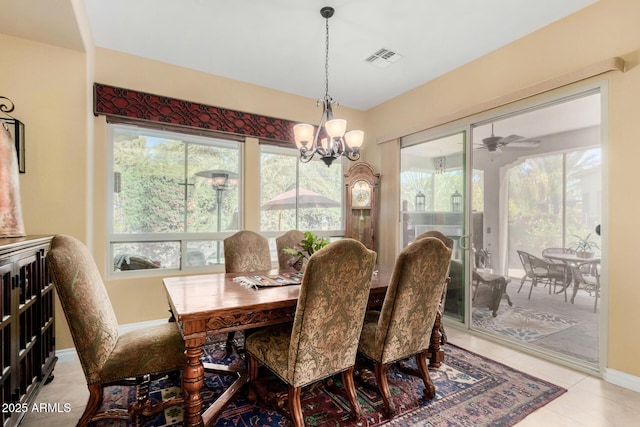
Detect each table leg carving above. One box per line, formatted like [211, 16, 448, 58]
[182, 346, 205, 427]
[427, 311, 445, 368]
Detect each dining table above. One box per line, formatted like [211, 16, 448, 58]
[162, 265, 446, 426]
[543, 252, 601, 303]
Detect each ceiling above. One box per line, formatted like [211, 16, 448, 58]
[1, 0, 597, 111]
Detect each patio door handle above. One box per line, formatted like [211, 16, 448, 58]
[459, 234, 471, 250]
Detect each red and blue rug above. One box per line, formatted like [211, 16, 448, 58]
[96, 338, 566, 426]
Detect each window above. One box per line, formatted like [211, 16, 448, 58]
[108, 124, 241, 273]
[506, 147, 601, 273]
[260, 146, 344, 257]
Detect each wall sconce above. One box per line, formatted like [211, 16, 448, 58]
[451, 190, 462, 213]
[415, 191, 425, 212]
[0, 96, 25, 173]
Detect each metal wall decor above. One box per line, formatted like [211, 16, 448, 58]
[0, 96, 25, 173]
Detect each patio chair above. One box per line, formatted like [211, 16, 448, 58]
[575, 259, 601, 313]
[517, 250, 569, 300]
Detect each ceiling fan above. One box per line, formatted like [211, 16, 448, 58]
[477, 123, 540, 152]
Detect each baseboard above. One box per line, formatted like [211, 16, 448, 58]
[55, 318, 169, 363]
[604, 368, 640, 392]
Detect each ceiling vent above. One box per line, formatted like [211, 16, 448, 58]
[364, 48, 403, 69]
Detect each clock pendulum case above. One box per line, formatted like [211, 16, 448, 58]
[344, 162, 380, 251]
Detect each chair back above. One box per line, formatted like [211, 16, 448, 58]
[288, 238, 376, 387]
[517, 250, 534, 275]
[376, 237, 451, 364]
[415, 230, 454, 249]
[276, 230, 304, 270]
[46, 235, 119, 384]
[223, 230, 272, 273]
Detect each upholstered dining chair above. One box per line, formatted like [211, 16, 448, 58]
[414, 230, 453, 353]
[224, 230, 272, 272]
[223, 230, 273, 352]
[245, 239, 377, 427]
[276, 229, 304, 270]
[357, 237, 451, 418]
[46, 235, 186, 427]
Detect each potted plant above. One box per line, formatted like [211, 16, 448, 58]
[570, 233, 599, 258]
[284, 231, 330, 271]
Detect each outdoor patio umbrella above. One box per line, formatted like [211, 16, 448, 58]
[262, 188, 340, 230]
[261, 188, 340, 211]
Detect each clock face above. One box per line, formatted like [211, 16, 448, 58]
[352, 180, 371, 208]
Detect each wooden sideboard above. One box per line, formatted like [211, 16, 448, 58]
[0, 236, 56, 427]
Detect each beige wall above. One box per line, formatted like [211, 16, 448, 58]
[366, 0, 640, 378]
[2, 0, 639, 379]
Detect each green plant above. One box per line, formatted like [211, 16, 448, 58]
[570, 233, 599, 255]
[283, 231, 330, 260]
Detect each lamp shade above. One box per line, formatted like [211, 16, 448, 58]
[344, 130, 364, 149]
[324, 119, 346, 139]
[293, 123, 315, 149]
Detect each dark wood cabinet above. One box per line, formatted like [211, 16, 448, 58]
[0, 236, 56, 427]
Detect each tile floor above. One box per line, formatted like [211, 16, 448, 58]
[20, 327, 640, 426]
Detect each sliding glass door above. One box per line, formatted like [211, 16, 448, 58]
[469, 90, 602, 369]
[400, 130, 468, 323]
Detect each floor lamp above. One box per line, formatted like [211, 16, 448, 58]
[195, 169, 238, 264]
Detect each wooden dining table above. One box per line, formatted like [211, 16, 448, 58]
[162, 265, 446, 426]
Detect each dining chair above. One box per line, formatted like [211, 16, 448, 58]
[517, 250, 569, 300]
[357, 237, 451, 418]
[224, 230, 272, 272]
[414, 230, 453, 359]
[245, 239, 377, 427]
[276, 229, 304, 270]
[223, 230, 273, 352]
[46, 235, 186, 427]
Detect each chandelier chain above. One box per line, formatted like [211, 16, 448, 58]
[324, 14, 330, 99]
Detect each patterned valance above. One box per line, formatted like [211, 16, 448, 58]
[93, 83, 296, 144]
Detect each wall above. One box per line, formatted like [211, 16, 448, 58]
[365, 0, 640, 378]
[0, 33, 88, 349]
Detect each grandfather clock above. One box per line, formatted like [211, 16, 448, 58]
[345, 162, 380, 251]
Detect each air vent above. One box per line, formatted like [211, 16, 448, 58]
[364, 48, 403, 69]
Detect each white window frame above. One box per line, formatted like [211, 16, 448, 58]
[106, 123, 244, 276]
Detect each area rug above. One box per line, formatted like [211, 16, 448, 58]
[472, 305, 580, 342]
[96, 338, 566, 427]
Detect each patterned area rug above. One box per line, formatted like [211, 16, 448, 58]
[96, 337, 566, 427]
[473, 305, 580, 342]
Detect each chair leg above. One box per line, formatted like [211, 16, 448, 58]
[528, 277, 536, 299]
[77, 383, 103, 427]
[518, 275, 527, 293]
[341, 367, 362, 422]
[374, 361, 395, 418]
[416, 351, 436, 399]
[288, 385, 304, 427]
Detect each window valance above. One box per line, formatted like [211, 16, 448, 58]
[93, 83, 296, 145]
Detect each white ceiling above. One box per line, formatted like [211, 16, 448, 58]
[0, 0, 597, 111]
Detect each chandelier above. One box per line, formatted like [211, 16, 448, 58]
[293, 6, 364, 167]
